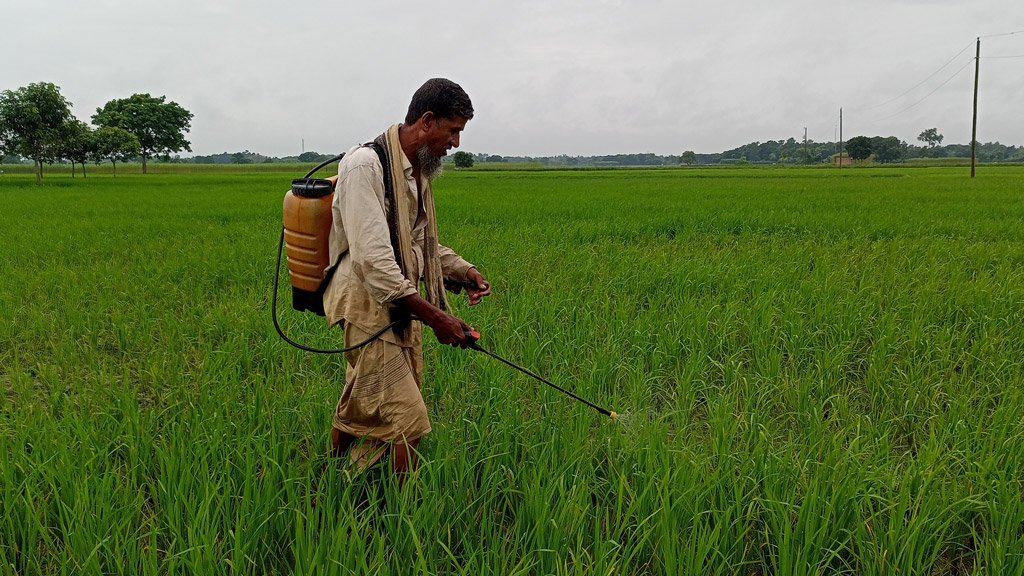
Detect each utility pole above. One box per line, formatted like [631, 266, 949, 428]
[302, 139, 305, 154]
[839, 108, 843, 169]
[803, 127, 808, 164]
[971, 37, 980, 178]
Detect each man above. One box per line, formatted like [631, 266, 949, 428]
[322, 78, 491, 478]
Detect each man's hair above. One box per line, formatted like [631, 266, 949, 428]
[405, 78, 474, 125]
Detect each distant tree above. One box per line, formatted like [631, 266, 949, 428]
[917, 128, 944, 149]
[798, 145, 813, 164]
[92, 126, 141, 177]
[976, 141, 1014, 163]
[680, 150, 697, 165]
[870, 136, 906, 164]
[0, 82, 74, 184]
[485, 154, 504, 163]
[846, 136, 873, 162]
[452, 150, 474, 168]
[231, 151, 253, 164]
[92, 93, 192, 174]
[298, 151, 321, 163]
[59, 120, 96, 177]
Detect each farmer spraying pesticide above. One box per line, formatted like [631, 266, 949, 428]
[321, 79, 491, 478]
[274, 78, 619, 480]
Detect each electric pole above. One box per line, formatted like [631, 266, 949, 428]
[971, 37, 980, 178]
[839, 108, 843, 169]
[803, 127, 808, 164]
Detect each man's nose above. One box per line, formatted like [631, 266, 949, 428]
[451, 133, 460, 148]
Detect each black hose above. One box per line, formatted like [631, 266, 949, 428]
[304, 154, 344, 178]
[272, 227, 416, 354]
[273, 229, 614, 417]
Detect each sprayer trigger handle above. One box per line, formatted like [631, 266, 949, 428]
[464, 329, 481, 349]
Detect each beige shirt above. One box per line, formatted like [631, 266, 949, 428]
[322, 143, 474, 344]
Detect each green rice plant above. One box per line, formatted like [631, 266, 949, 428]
[2, 166, 1024, 574]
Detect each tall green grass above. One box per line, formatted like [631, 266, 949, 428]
[2, 167, 1023, 574]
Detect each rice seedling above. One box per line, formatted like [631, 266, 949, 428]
[1, 166, 1023, 574]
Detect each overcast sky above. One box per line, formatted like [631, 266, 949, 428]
[5, 1, 1022, 157]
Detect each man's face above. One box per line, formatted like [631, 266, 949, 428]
[422, 114, 468, 158]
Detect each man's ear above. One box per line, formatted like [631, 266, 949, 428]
[418, 111, 436, 130]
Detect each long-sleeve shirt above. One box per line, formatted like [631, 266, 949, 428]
[322, 143, 474, 345]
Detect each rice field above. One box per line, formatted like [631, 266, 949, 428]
[2, 166, 1023, 575]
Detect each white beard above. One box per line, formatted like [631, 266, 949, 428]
[416, 146, 444, 180]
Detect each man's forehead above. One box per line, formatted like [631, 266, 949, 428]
[439, 115, 469, 130]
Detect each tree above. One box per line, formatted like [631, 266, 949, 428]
[452, 150, 474, 168]
[680, 150, 697, 165]
[298, 151, 321, 163]
[59, 120, 96, 178]
[870, 136, 906, 164]
[917, 128, 943, 149]
[798, 144, 815, 164]
[92, 93, 192, 174]
[845, 136, 873, 162]
[0, 82, 74, 185]
[92, 126, 141, 177]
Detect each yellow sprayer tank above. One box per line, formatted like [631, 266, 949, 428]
[282, 175, 337, 314]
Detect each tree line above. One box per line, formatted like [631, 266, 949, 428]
[6, 83, 1021, 175]
[0, 82, 192, 183]
[712, 130, 1023, 165]
[466, 132, 1023, 167]
[467, 152, 680, 167]
[843, 128, 1024, 163]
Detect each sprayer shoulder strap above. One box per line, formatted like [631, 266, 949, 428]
[318, 141, 397, 296]
[366, 141, 404, 272]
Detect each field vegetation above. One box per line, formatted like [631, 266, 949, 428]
[2, 166, 1023, 574]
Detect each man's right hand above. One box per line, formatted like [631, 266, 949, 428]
[398, 293, 474, 348]
[430, 312, 473, 348]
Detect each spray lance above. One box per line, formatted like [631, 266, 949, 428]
[461, 328, 617, 420]
[274, 158, 617, 421]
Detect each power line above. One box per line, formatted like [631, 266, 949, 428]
[849, 30, 1021, 117]
[980, 30, 1024, 38]
[850, 41, 975, 113]
[869, 57, 976, 122]
[807, 32, 1019, 148]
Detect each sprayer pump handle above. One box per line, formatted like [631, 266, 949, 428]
[464, 329, 482, 349]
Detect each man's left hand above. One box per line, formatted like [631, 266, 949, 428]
[465, 268, 492, 306]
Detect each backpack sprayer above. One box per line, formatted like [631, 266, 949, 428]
[273, 156, 617, 421]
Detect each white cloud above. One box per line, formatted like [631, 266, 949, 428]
[4, 0, 1022, 156]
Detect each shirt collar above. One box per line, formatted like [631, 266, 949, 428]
[400, 147, 413, 177]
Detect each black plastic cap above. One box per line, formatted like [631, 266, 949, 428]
[292, 287, 326, 316]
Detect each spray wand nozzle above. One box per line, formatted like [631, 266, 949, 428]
[462, 330, 617, 421]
